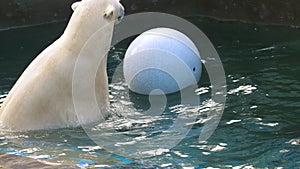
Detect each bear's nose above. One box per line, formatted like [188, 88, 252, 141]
[116, 4, 124, 24]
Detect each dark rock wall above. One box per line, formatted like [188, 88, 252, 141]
[0, 0, 75, 29]
[0, 0, 300, 30]
[123, 0, 300, 26]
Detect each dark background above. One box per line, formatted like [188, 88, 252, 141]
[1, 0, 300, 30]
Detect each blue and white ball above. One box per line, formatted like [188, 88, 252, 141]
[124, 28, 202, 95]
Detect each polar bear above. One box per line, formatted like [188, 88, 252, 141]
[0, 0, 124, 131]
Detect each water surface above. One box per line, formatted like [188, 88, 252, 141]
[0, 17, 299, 168]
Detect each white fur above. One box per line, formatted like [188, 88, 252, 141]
[0, 0, 124, 131]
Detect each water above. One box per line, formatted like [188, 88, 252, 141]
[0, 17, 299, 168]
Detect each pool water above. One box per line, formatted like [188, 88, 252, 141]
[0, 17, 299, 168]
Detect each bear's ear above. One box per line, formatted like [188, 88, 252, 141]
[104, 5, 114, 18]
[71, 1, 81, 11]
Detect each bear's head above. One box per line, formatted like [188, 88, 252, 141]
[64, 0, 124, 44]
[69, 0, 124, 28]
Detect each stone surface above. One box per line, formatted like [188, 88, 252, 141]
[0, 152, 79, 169]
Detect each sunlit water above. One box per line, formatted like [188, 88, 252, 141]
[0, 17, 299, 168]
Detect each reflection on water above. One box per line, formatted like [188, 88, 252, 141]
[0, 17, 299, 168]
